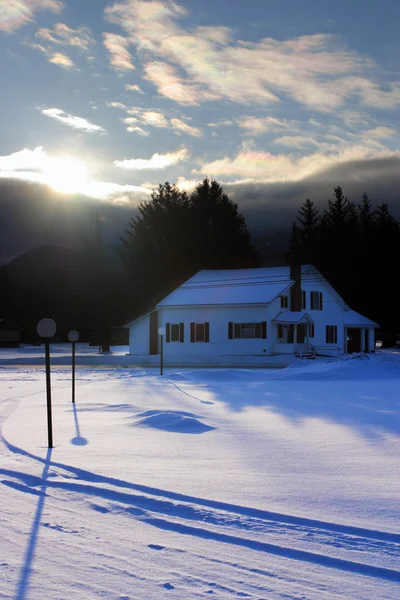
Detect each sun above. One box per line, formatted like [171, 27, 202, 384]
[43, 157, 89, 194]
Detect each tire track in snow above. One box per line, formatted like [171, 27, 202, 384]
[1, 467, 399, 582]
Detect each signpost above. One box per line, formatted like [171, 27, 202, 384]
[158, 326, 166, 376]
[68, 330, 79, 403]
[37, 318, 57, 448]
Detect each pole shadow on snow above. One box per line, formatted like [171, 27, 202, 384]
[71, 403, 88, 446]
[15, 448, 52, 600]
[2, 440, 400, 585]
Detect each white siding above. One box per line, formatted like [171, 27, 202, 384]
[301, 267, 345, 355]
[158, 305, 272, 357]
[129, 314, 150, 355]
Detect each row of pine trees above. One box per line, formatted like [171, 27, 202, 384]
[1, 179, 399, 344]
[288, 187, 400, 344]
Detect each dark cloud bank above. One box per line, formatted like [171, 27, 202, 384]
[1, 155, 399, 265]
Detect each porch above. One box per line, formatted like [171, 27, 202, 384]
[273, 312, 315, 356]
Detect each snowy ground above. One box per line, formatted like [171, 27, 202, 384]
[0, 348, 399, 599]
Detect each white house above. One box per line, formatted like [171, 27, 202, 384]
[126, 265, 378, 362]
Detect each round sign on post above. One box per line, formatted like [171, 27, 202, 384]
[68, 330, 79, 342]
[37, 318, 57, 339]
[158, 327, 166, 336]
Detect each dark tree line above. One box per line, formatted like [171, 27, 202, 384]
[119, 178, 259, 315]
[2, 179, 399, 345]
[288, 187, 400, 345]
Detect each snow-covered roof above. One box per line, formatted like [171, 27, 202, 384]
[156, 266, 304, 307]
[273, 312, 315, 324]
[344, 310, 379, 328]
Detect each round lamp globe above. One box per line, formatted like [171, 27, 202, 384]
[158, 327, 166, 336]
[68, 330, 80, 343]
[37, 318, 57, 339]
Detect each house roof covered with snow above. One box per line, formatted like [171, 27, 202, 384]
[273, 312, 315, 324]
[156, 266, 311, 307]
[344, 310, 379, 328]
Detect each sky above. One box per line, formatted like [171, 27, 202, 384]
[0, 0, 400, 252]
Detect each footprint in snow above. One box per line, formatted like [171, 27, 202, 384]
[148, 544, 165, 551]
[163, 583, 175, 590]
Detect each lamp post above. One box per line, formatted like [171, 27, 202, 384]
[68, 330, 79, 403]
[37, 318, 57, 448]
[158, 326, 166, 376]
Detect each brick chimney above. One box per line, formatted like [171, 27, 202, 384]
[290, 263, 302, 312]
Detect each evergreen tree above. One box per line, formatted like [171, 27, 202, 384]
[288, 187, 400, 347]
[295, 198, 320, 264]
[358, 193, 374, 233]
[286, 221, 302, 264]
[373, 203, 400, 346]
[119, 179, 258, 314]
[324, 186, 351, 228]
[190, 178, 259, 269]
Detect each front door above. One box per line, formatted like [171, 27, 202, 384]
[347, 328, 361, 353]
[297, 323, 306, 343]
[149, 311, 158, 355]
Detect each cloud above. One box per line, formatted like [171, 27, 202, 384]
[0, 146, 151, 205]
[0, 146, 48, 173]
[103, 32, 135, 71]
[129, 110, 169, 128]
[125, 83, 144, 93]
[36, 22, 94, 50]
[207, 120, 234, 128]
[117, 106, 202, 137]
[0, 0, 63, 33]
[273, 136, 321, 149]
[40, 108, 105, 132]
[104, 0, 400, 111]
[126, 126, 150, 136]
[170, 117, 203, 137]
[194, 144, 400, 183]
[83, 181, 151, 203]
[27, 39, 76, 69]
[143, 61, 217, 105]
[49, 52, 75, 68]
[108, 101, 127, 109]
[362, 127, 397, 140]
[115, 147, 189, 170]
[238, 116, 295, 136]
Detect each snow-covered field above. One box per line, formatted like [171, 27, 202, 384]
[1, 348, 399, 599]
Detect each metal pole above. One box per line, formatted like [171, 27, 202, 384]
[72, 341, 75, 403]
[160, 334, 163, 376]
[45, 342, 53, 448]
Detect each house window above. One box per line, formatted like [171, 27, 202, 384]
[229, 322, 267, 339]
[310, 291, 323, 310]
[278, 324, 284, 339]
[170, 324, 180, 342]
[166, 323, 184, 343]
[196, 323, 205, 341]
[190, 322, 209, 343]
[280, 296, 289, 308]
[309, 324, 315, 338]
[302, 290, 306, 310]
[234, 323, 262, 339]
[326, 325, 337, 344]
